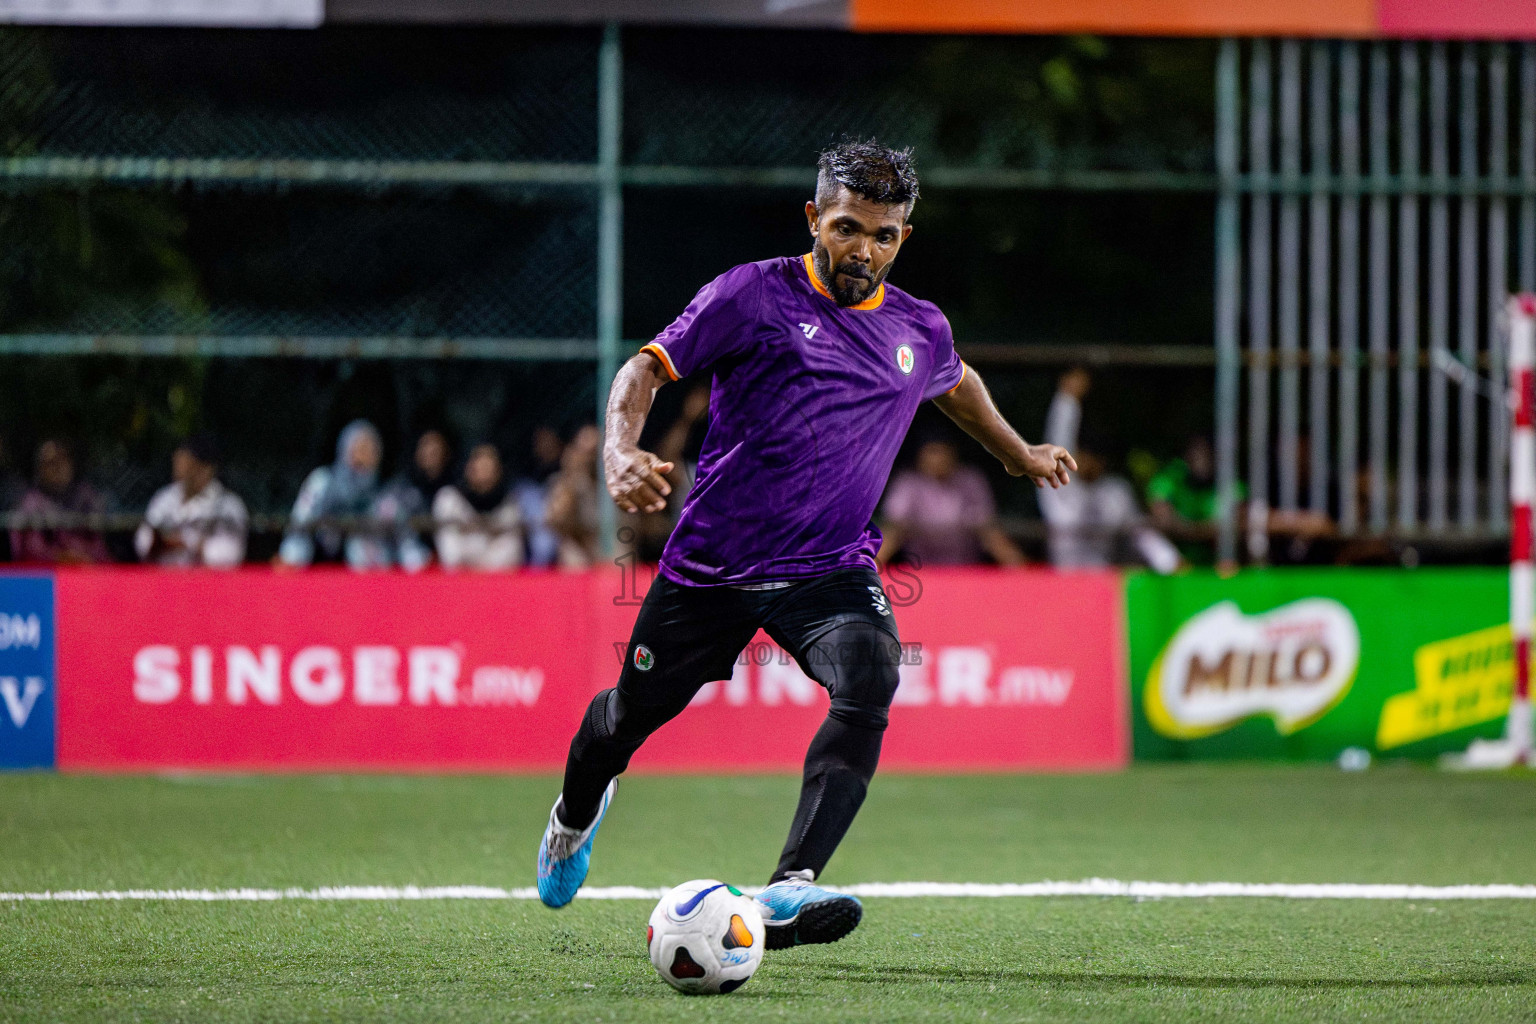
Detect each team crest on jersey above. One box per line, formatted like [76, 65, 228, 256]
[895, 344, 915, 375]
[633, 645, 655, 672]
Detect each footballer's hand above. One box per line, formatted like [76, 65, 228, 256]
[605, 444, 675, 514]
[1007, 444, 1077, 488]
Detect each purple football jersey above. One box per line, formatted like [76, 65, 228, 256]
[642, 254, 966, 586]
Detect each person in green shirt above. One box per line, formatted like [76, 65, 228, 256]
[1147, 436, 1243, 563]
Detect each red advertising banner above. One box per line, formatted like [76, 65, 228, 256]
[53, 567, 1125, 772]
[1377, 0, 1536, 40]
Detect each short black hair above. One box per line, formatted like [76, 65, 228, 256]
[177, 431, 222, 467]
[814, 138, 919, 218]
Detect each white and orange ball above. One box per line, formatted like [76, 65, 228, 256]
[646, 879, 765, 994]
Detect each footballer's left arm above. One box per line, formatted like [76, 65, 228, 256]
[933, 363, 1077, 489]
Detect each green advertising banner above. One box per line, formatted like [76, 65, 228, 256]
[1127, 569, 1515, 760]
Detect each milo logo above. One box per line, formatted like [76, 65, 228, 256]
[1145, 599, 1360, 739]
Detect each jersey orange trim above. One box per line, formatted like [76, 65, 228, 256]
[801, 253, 885, 311]
[944, 360, 968, 396]
[639, 342, 679, 381]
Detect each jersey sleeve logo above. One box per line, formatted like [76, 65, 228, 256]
[896, 344, 915, 375]
[633, 645, 656, 672]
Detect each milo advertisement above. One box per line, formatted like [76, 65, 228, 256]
[1128, 569, 1513, 759]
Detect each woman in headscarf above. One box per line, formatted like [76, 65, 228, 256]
[433, 440, 523, 571]
[277, 420, 384, 568]
[366, 428, 453, 572]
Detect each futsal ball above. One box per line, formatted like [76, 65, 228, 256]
[646, 879, 766, 994]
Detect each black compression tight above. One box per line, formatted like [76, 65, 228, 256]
[769, 711, 884, 883]
[557, 618, 900, 889]
[558, 687, 681, 829]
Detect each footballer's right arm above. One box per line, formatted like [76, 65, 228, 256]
[604, 351, 676, 514]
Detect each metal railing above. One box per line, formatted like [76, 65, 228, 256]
[12, 29, 1536, 560]
[0, 26, 1227, 551]
[1214, 39, 1536, 560]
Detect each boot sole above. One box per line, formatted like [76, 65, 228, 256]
[763, 896, 862, 950]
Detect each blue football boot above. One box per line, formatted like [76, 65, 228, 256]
[754, 869, 863, 949]
[535, 779, 617, 909]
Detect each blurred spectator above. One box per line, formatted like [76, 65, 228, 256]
[546, 424, 602, 568]
[878, 435, 1024, 567]
[10, 438, 110, 565]
[1039, 369, 1180, 573]
[434, 441, 523, 571]
[1147, 433, 1247, 565]
[513, 425, 565, 568]
[134, 433, 248, 568]
[278, 420, 384, 569]
[1332, 465, 1397, 565]
[1148, 435, 1222, 531]
[1260, 435, 1341, 565]
[366, 428, 452, 572]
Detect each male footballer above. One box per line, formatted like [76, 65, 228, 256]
[538, 139, 1076, 948]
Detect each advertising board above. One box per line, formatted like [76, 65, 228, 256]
[0, 575, 55, 770]
[51, 567, 1127, 772]
[1128, 570, 1512, 759]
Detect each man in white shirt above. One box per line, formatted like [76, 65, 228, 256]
[135, 433, 248, 569]
[1037, 369, 1180, 574]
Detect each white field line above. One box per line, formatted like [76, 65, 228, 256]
[3, 880, 1536, 902]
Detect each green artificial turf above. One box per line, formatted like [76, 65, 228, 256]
[1, 765, 1534, 1022]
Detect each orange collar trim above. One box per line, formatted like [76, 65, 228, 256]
[801, 253, 885, 311]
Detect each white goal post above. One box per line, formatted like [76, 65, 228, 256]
[1449, 294, 1536, 770]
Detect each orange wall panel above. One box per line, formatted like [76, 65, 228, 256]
[851, 0, 1376, 36]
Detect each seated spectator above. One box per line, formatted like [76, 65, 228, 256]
[433, 441, 523, 571]
[134, 433, 248, 568]
[546, 424, 602, 569]
[278, 420, 384, 569]
[1148, 433, 1243, 565]
[1039, 369, 1179, 573]
[1262, 434, 1338, 565]
[365, 428, 452, 572]
[878, 435, 1024, 567]
[1149, 434, 1221, 530]
[513, 425, 565, 568]
[10, 438, 110, 565]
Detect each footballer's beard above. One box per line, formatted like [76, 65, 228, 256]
[813, 243, 889, 307]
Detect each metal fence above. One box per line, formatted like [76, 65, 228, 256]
[1214, 39, 1536, 561]
[7, 27, 1535, 559]
[0, 25, 1227, 546]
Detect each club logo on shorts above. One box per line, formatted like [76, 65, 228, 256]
[868, 585, 891, 617]
[633, 645, 655, 672]
[895, 344, 915, 375]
